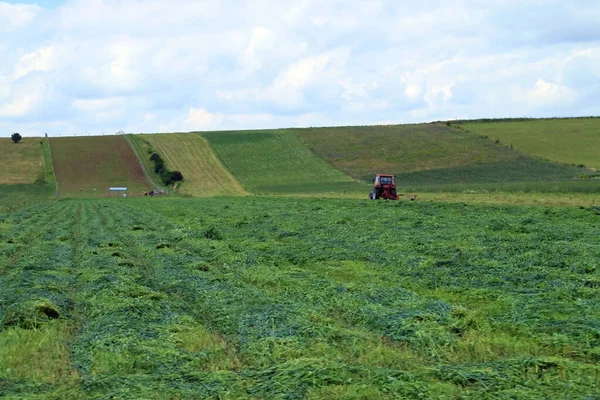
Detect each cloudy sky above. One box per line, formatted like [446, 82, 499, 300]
[1, 0, 599, 136]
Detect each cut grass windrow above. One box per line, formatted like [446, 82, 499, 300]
[1, 197, 599, 398]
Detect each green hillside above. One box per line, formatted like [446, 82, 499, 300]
[297, 124, 597, 190]
[201, 130, 366, 195]
[51, 136, 152, 198]
[458, 118, 600, 170]
[0, 138, 46, 185]
[133, 133, 247, 197]
[0, 138, 56, 211]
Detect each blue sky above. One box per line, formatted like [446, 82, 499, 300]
[3, 0, 63, 8]
[1, 0, 599, 136]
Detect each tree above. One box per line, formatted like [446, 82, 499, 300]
[11, 133, 22, 144]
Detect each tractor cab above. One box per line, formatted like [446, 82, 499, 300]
[374, 175, 394, 186]
[369, 174, 399, 200]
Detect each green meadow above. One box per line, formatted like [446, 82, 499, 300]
[0, 197, 598, 398]
[458, 118, 600, 170]
[0, 118, 599, 398]
[201, 130, 366, 195]
[297, 123, 598, 191]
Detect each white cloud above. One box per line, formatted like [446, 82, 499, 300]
[72, 97, 125, 111]
[186, 108, 225, 131]
[1, 0, 599, 135]
[527, 79, 575, 106]
[0, 3, 41, 31]
[0, 94, 40, 117]
[13, 46, 55, 79]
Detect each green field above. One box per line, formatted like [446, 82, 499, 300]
[1, 120, 600, 398]
[297, 124, 597, 189]
[51, 136, 152, 198]
[0, 138, 56, 212]
[0, 184, 54, 212]
[136, 133, 247, 197]
[201, 130, 366, 195]
[0, 197, 598, 398]
[459, 118, 600, 170]
[0, 138, 47, 185]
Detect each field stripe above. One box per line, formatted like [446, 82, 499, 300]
[50, 136, 152, 198]
[0, 138, 45, 185]
[141, 133, 247, 197]
[201, 130, 365, 195]
[125, 135, 164, 191]
[462, 118, 600, 170]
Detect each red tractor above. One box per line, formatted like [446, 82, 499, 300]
[369, 174, 417, 201]
[369, 174, 399, 200]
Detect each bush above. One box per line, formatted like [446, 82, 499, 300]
[203, 226, 222, 240]
[149, 152, 184, 186]
[11, 133, 22, 144]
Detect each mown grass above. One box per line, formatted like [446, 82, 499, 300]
[297, 124, 596, 190]
[0, 184, 54, 212]
[50, 136, 152, 198]
[0, 197, 598, 398]
[459, 118, 600, 170]
[0, 137, 46, 185]
[201, 130, 365, 195]
[138, 133, 248, 197]
[0, 321, 79, 383]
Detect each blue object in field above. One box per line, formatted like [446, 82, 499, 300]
[109, 187, 128, 191]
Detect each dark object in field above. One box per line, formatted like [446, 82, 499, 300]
[369, 174, 416, 201]
[145, 190, 167, 196]
[149, 152, 184, 185]
[3, 299, 61, 329]
[203, 226, 223, 240]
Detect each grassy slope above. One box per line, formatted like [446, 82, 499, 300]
[139, 133, 247, 197]
[0, 138, 45, 184]
[0, 138, 56, 212]
[127, 134, 165, 190]
[297, 124, 596, 189]
[0, 185, 53, 213]
[201, 130, 366, 195]
[0, 197, 598, 398]
[51, 136, 152, 198]
[459, 118, 600, 170]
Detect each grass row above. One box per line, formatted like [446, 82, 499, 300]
[0, 197, 598, 398]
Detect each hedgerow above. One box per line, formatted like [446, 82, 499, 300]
[149, 152, 183, 186]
